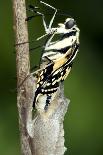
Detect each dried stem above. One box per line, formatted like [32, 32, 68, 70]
[13, 0, 34, 154]
[12, 0, 69, 155]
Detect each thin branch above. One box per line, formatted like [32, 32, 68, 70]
[13, 0, 34, 154]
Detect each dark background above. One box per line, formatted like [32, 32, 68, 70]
[0, 0, 103, 155]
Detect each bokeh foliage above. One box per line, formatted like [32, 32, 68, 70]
[0, 0, 103, 155]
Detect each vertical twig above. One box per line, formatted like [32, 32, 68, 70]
[13, 0, 34, 154]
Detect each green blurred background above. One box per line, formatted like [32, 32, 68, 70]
[0, 0, 103, 155]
